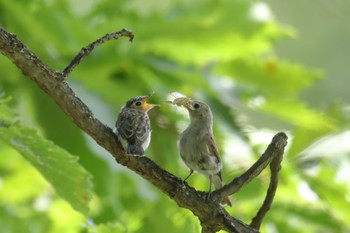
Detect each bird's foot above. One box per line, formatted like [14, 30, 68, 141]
[206, 191, 212, 201]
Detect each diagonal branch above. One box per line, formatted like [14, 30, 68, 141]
[62, 29, 134, 76]
[0, 27, 287, 233]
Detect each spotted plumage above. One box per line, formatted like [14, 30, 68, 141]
[115, 94, 158, 155]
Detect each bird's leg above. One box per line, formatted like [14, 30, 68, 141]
[207, 175, 213, 200]
[182, 169, 194, 185]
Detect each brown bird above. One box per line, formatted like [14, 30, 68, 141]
[115, 93, 158, 155]
[170, 97, 232, 206]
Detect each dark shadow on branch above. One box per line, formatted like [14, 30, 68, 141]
[0, 27, 288, 233]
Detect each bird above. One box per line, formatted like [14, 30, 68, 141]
[115, 93, 159, 156]
[171, 97, 232, 206]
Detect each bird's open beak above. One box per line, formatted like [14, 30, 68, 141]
[142, 93, 159, 111]
[142, 102, 159, 111]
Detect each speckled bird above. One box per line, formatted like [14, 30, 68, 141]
[115, 93, 158, 156]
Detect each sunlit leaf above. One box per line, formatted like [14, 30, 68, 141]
[0, 205, 51, 233]
[0, 99, 93, 214]
[302, 166, 350, 229]
[215, 58, 322, 97]
[270, 203, 344, 233]
[260, 99, 336, 131]
[92, 222, 126, 233]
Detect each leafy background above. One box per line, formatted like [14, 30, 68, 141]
[1, 0, 350, 232]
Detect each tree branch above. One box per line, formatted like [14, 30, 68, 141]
[0, 27, 288, 233]
[212, 132, 287, 201]
[62, 29, 134, 76]
[250, 133, 285, 229]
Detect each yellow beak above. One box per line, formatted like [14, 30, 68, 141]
[142, 102, 159, 111]
[142, 93, 159, 111]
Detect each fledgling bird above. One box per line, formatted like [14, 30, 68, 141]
[115, 93, 158, 156]
[170, 96, 232, 206]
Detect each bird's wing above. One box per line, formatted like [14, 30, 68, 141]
[133, 116, 150, 143]
[116, 110, 135, 141]
[116, 110, 150, 145]
[205, 133, 222, 164]
[206, 133, 232, 206]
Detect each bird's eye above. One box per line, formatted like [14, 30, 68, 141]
[135, 101, 142, 106]
[193, 103, 200, 109]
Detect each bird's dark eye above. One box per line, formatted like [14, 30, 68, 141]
[193, 103, 200, 109]
[135, 101, 142, 106]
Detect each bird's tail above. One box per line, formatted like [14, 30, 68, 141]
[213, 173, 232, 207]
[127, 145, 145, 156]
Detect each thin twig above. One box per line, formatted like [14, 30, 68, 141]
[62, 29, 134, 76]
[250, 137, 284, 229]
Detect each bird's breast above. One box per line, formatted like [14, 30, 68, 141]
[179, 126, 221, 175]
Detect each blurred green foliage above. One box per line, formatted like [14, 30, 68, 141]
[0, 0, 349, 233]
[0, 99, 93, 214]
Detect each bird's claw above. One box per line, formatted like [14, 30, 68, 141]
[206, 191, 212, 201]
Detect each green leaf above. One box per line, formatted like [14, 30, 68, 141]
[271, 203, 344, 233]
[92, 222, 127, 233]
[287, 128, 331, 158]
[0, 99, 93, 214]
[0, 204, 51, 233]
[303, 166, 350, 229]
[261, 99, 336, 131]
[215, 58, 322, 97]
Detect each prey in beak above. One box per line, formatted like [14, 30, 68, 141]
[166, 92, 194, 110]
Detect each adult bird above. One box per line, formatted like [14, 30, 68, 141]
[115, 93, 158, 156]
[170, 97, 232, 206]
